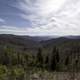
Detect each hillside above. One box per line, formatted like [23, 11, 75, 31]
[0, 34, 41, 48]
[41, 37, 80, 48]
[0, 34, 80, 80]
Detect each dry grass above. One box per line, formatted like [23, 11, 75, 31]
[29, 71, 80, 80]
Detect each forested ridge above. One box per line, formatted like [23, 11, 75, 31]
[0, 34, 80, 80]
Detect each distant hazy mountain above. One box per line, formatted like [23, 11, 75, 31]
[65, 36, 80, 39]
[40, 36, 80, 48]
[0, 34, 80, 48]
[0, 34, 40, 48]
[28, 36, 55, 41]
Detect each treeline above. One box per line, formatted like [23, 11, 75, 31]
[0, 45, 80, 80]
[0, 46, 80, 70]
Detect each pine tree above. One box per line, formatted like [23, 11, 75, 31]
[45, 55, 49, 64]
[45, 55, 49, 69]
[50, 46, 59, 71]
[50, 54, 56, 71]
[55, 48, 60, 63]
[36, 48, 43, 68]
[65, 56, 69, 66]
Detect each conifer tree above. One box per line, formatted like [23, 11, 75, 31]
[50, 46, 59, 71]
[36, 48, 43, 68]
[45, 55, 49, 69]
[65, 56, 69, 66]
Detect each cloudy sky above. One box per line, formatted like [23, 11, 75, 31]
[0, 0, 80, 36]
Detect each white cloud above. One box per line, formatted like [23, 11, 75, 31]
[1, 0, 80, 36]
[0, 24, 80, 36]
[0, 18, 5, 23]
[36, 0, 66, 16]
[16, 0, 66, 27]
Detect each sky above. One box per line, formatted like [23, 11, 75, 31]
[0, 0, 80, 36]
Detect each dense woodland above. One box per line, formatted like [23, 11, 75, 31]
[0, 34, 80, 80]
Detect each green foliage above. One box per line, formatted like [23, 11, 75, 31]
[65, 56, 69, 66]
[11, 67, 24, 76]
[36, 48, 43, 68]
[50, 47, 60, 71]
[45, 55, 49, 69]
[0, 65, 7, 80]
[0, 39, 80, 79]
[50, 54, 57, 71]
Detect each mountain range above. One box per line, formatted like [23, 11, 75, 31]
[0, 34, 80, 49]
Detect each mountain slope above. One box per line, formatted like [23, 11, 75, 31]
[0, 34, 40, 48]
[40, 37, 80, 48]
